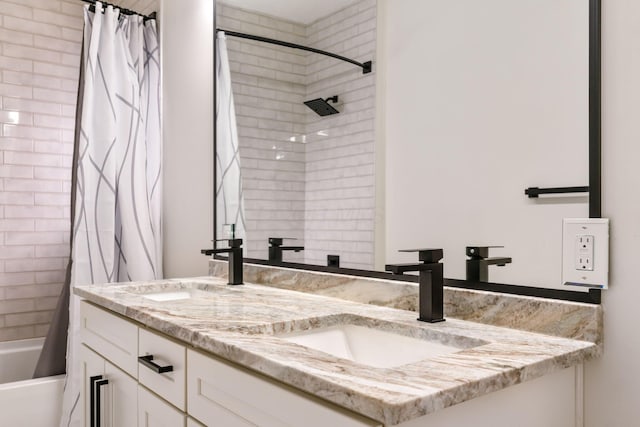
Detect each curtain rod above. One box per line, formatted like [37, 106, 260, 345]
[80, 0, 156, 21]
[217, 29, 372, 74]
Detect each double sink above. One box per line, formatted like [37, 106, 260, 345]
[75, 274, 601, 426]
[140, 284, 484, 369]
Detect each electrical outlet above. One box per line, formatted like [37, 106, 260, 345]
[562, 218, 609, 289]
[575, 235, 594, 271]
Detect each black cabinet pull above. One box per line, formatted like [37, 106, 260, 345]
[95, 379, 109, 427]
[89, 375, 102, 427]
[138, 354, 174, 373]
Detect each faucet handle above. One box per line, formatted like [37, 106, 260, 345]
[227, 238, 242, 247]
[398, 248, 443, 263]
[214, 238, 243, 247]
[269, 237, 297, 246]
[466, 246, 503, 259]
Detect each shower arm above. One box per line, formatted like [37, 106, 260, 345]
[217, 29, 372, 74]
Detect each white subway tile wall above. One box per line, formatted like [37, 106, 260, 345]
[218, 3, 307, 262]
[0, 0, 83, 342]
[218, 0, 376, 269]
[304, 0, 376, 270]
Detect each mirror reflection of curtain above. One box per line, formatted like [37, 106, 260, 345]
[49, 3, 162, 426]
[216, 31, 246, 240]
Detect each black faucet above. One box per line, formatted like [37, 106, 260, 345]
[201, 238, 243, 285]
[385, 248, 445, 323]
[465, 246, 512, 282]
[268, 237, 304, 262]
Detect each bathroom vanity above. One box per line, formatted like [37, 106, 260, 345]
[74, 266, 601, 427]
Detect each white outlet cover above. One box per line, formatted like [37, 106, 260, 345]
[562, 218, 609, 289]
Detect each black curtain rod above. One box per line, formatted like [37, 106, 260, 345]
[218, 29, 372, 74]
[80, 0, 156, 21]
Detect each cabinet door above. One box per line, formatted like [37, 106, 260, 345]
[80, 345, 106, 427]
[105, 361, 138, 427]
[80, 345, 138, 427]
[138, 385, 186, 427]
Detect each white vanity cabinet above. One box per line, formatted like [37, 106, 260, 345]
[78, 300, 579, 427]
[78, 301, 379, 427]
[80, 301, 185, 427]
[79, 301, 140, 427]
[79, 345, 138, 427]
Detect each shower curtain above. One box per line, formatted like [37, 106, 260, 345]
[33, 3, 162, 426]
[216, 31, 246, 240]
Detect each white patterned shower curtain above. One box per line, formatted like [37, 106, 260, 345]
[59, 3, 162, 426]
[216, 31, 246, 240]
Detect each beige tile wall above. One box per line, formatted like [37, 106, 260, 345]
[0, 0, 83, 342]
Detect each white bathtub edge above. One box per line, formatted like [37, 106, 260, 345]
[0, 374, 65, 427]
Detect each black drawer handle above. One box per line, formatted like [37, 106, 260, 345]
[138, 354, 174, 373]
[90, 375, 102, 427]
[95, 379, 108, 427]
[90, 375, 108, 427]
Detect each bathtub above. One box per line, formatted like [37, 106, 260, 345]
[0, 338, 65, 427]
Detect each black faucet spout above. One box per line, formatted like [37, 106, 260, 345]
[385, 263, 433, 275]
[482, 257, 513, 267]
[268, 237, 305, 262]
[385, 248, 445, 323]
[201, 239, 243, 285]
[466, 246, 512, 282]
[278, 246, 304, 252]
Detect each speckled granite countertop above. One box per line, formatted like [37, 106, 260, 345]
[75, 277, 601, 426]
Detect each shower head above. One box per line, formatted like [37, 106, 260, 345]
[304, 96, 339, 116]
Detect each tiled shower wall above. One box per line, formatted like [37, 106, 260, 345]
[219, 0, 376, 268]
[218, 4, 308, 261]
[304, 0, 376, 269]
[0, 0, 83, 342]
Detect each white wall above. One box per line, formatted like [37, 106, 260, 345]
[161, 0, 214, 278]
[380, 0, 640, 425]
[381, 0, 590, 288]
[584, 1, 640, 425]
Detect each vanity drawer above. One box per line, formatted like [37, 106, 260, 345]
[187, 349, 380, 427]
[139, 328, 186, 410]
[80, 301, 139, 377]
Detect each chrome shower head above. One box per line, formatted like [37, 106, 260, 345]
[304, 96, 339, 116]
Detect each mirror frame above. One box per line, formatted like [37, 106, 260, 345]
[212, 0, 602, 304]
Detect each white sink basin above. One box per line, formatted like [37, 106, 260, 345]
[277, 324, 461, 368]
[143, 291, 192, 302]
[132, 282, 229, 302]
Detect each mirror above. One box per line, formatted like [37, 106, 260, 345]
[215, 0, 378, 268]
[214, 0, 601, 292]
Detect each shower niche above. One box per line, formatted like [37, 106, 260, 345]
[216, 0, 378, 270]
